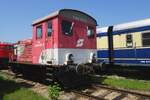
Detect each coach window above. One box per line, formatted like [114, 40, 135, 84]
[61, 20, 73, 35]
[126, 34, 133, 48]
[47, 21, 52, 37]
[142, 32, 150, 47]
[36, 25, 42, 39]
[87, 26, 94, 38]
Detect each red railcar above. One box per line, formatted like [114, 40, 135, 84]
[0, 42, 13, 68]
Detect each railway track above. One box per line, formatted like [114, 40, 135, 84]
[72, 90, 106, 100]
[94, 84, 150, 99]
[1, 70, 150, 100]
[71, 84, 150, 100]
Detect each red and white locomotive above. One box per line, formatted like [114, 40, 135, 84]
[10, 9, 98, 85]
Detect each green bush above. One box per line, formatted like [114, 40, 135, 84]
[48, 83, 61, 100]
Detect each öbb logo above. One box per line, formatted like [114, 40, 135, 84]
[76, 38, 84, 47]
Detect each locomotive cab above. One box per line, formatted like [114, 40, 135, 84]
[31, 9, 98, 74]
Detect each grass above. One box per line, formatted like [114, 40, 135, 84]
[0, 72, 48, 100]
[3, 88, 48, 100]
[93, 75, 150, 91]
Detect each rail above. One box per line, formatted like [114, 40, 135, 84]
[93, 84, 150, 98]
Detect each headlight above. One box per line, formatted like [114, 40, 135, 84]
[65, 53, 74, 64]
[89, 53, 96, 63]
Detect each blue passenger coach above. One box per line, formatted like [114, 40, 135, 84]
[97, 19, 150, 66]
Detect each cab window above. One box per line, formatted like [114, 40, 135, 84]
[61, 20, 73, 35]
[47, 21, 52, 37]
[87, 26, 94, 38]
[36, 25, 42, 39]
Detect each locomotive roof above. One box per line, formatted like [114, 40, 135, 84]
[97, 18, 150, 37]
[32, 9, 97, 26]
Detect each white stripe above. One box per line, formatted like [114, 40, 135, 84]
[39, 48, 97, 65]
[97, 18, 150, 33]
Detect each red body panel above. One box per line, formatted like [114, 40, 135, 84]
[0, 43, 13, 58]
[58, 16, 96, 49]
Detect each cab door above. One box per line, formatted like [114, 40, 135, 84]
[44, 21, 55, 63]
[32, 24, 45, 64]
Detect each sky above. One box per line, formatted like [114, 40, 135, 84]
[0, 0, 150, 42]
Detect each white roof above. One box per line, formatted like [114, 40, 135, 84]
[32, 11, 59, 25]
[32, 9, 97, 26]
[97, 18, 150, 33]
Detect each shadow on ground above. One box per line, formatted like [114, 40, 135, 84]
[0, 76, 34, 100]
